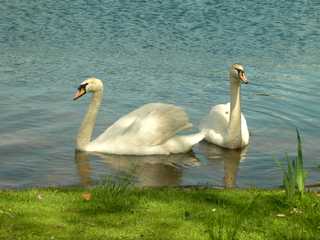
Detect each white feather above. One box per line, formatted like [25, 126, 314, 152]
[200, 64, 250, 149]
[75, 78, 204, 155]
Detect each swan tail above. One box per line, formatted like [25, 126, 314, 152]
[197, 127, 207, 138]
[185, 131, 206, 146]
[164, 131, 205, 154]
[199, 128, 225, 147]
[186, 131, 205, 145]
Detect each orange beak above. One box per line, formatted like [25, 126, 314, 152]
[239, 71, 248, 84]
[73, 87, 86, 100]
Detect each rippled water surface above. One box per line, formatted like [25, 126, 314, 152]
[1, 0, 319, 188]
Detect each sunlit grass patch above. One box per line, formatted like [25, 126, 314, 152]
[0, 186, 319, 239]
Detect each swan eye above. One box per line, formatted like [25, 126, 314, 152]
[78, 83, 88, 91]
[235, 68, 244, 74]
[235, 68, 245, 80]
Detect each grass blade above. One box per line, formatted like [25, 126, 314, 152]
[276, 129, 306, 200]
[286, 154, 295, 199]
[295, 129, 304, 197]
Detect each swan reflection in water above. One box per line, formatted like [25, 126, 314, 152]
[198, 142, 248, 188]
[75, 150, 200, 187]
[75, 143, 247, 188]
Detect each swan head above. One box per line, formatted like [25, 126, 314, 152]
[229, 64, 248, 84]
[73, 77, 103, 100]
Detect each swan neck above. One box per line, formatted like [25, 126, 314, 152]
[228, 81, 241, 143]
[76, 90, 103, 150]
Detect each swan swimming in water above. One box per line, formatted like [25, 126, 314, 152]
[200, 64, 249, 149]
[73, 77, 204, 155]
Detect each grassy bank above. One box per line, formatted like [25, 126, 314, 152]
[1, 185, 320, 240]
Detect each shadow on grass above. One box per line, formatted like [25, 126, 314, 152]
[64, 182, 180, 239]
[67, 178, 139, 220]
[2, 185, 319, 240]
[138, 188, 320, 239]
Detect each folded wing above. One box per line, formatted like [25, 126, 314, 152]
[94, 103, 192, 146]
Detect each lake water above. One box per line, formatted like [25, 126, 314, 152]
[1, 0, 319, 188]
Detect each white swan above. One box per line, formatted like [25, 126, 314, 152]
[200, 64, 249, 149]
[73, 78, 204, 155]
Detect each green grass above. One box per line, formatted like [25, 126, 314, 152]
[1, 185, 320, 240]
[277, 129, 307, 200]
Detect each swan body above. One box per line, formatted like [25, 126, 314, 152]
[74, 78, 204, 155]
[200, 64, 249, 149]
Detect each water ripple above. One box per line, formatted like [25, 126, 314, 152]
[0, 0, 319, 188]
